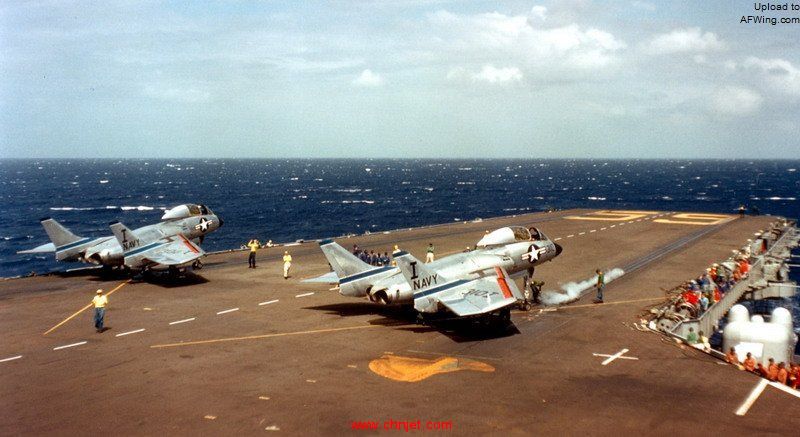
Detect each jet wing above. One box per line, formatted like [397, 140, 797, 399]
[17, 242, 56, 254]
[417, 267, 523, 317]
[301, 271, 340, 283]
[135, 235, 205, 267]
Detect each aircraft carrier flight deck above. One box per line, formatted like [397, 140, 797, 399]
[1, 209, 798, 435]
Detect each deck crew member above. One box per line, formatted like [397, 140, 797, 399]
[247, 239, 260, 268]
[530, 280, 544, 305]
[777, 363, 789, 385]
[426, 243, 435, 263]
[685, 327, 698, 344]
[725, 347, 740, 366]
[283, 251, 293, 279]
[766, 358, 779, 381]
[594, 269, 605, 303]
[743, 352, 757, 372]
[92, 289, 108, 333]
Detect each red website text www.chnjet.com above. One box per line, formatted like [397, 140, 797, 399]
[352, 419, 453, 432]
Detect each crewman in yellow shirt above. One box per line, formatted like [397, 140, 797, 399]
[247, 239, 261, 268]
[283, 251, 293, 279]
[92, 289, 108, 333]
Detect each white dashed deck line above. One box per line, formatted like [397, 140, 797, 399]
[53, 341, 87, 351]
[578, 232, 585, 236]
[553, 238, 562, 241]
[295, 292, 315, 298]
[610, 225, 616, 228]
[169, 317, 195, 325]
[736, 379, 768, 416]
[259, 299, 279, 306]
[600, 227, 607, 230]
[115, 328, 145, 337]
[567, 235, 575, 238]
[589, 229, 596, 233]
[217, 308, 240, 315]
[0, 355, 22, 363]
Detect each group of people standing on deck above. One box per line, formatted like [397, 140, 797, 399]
[351, 242, 437, 267]
[353, 245, 392, 266]
[675, 256, 751, 317]
[725, 348, 800, 389]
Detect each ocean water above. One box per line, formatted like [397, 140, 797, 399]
[1, 159, 799, 278]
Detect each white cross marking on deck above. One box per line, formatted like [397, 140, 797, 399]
[115, 328, 145, 337]
[217, 308, 239, 315]
[736, 379, 768, 416]
[0, 355, 22, 363]
[593, 348, 638, 365]
[169, 317, 195, 325]
[768, 381, 800, 399]
[53, 341, 87, 351]
[259, 299, 279, 306]
[295, 292, 314, 298]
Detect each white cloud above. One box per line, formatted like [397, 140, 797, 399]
[446, 65, 523, 84]
[473, 65, 523, 83]
[427, 9, 625, 71]
[744, 57, 800, 96]
[143, 85, 210, 103]
[530, 5, 547, 21]
[644, 28, 724, 55]
[352, 69, 384, 87]
[710, 86, 762, 115]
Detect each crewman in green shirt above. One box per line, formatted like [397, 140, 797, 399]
[594, 269, 605, 303]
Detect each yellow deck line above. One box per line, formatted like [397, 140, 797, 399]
[150, 324, 383, 349]
[43, 279, 131, 336]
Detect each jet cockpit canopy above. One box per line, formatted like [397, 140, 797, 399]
[477, 226, 531, 247]
[161, 204, 214, 220]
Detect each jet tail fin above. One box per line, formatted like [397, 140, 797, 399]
[109, 221, 142, 253]
[318, 239, 373, 278]
[392, 250, 448, 292]
[41, 217, 83, 247]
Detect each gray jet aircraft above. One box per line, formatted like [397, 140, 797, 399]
[392, 250, 524, 322]
[317, 226, 562, 318]
[18, 204, 223, 272]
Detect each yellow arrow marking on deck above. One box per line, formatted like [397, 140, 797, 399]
[150, 324, 382, 348]
[565, 210, 658, 222]
[43, 279, 131, 336]
[654, 213, 733, 226]
[368, 354, 495, 382]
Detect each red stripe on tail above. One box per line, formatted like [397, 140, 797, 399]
[179, 235, 200, 254]
[495, 267, 513, 298]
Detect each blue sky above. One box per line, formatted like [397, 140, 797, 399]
[1, 1, 799, 158]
